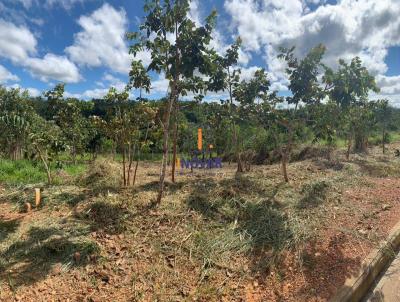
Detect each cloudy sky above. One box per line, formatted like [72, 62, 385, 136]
[0, 0, 399, 104]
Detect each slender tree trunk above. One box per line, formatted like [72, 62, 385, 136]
[346, 132, 352, 160]
[233, 125, 244, 173]
[156, 22, 180, 205]
[122, 145, 127, 187]
[132, 160, 139, 187]
[171, 108, 178, 183]
[281, 150, 289, 183]
[346, 140, 351, 160]
[156, 93, 176, 204]
[36, 147, 52, 185]
[133, 123, 150, 187]
[112, 140, 116, 160]
[72, 138, 77, 164]
[127, 143, 133, 186]
[382, 126, 386, 154]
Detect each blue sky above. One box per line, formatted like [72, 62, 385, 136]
[0, 0, 399, 104]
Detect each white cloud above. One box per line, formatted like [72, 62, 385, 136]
[15, 0, 36, 9]
[66, 3, 149, 74]
[25, 54, 81, 83]
[376, 75, 400, 96]
[64, 91, 82, 99]
[0, 19, 80, 83]
[45, 0, 91, 10]
[80, 86, 125, 99]
[190, 0, 251, 67]
[224, 0, 400, 99]
[8, 0, 91, 11]
[0, 65, 19, 83]
[76, 73, 128, 100]
[0, 19, 37, 63]
[149, 74, 170, 95]
[8, 84, 41, 97]
[82, 88, 109, 99]
[25, 87, 41, 97]
[45, 0, 93, 10]
[102, 73, 126, 91]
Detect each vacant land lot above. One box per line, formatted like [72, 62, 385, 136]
[1, 144, 400, 302]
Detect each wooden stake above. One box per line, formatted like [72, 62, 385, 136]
[35, 188, 41, 207]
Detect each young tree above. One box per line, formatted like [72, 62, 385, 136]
[128, 0, 217, 204]
[0, 87, 35, 160]
[233, 68, 271, 171]
[309, 100, 341, 158]
[29, 117, 66, 185]
[375, 99, 390, 154]
[274, 44, 327, 182]
[208, 39, 244, 172]
[94, 87, 156, 187]
[45, 84, 89, 163]
[103, 88, 132, 187]
[324, 57, 380, 157]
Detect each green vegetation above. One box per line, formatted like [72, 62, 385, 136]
[0, 158, 87, 185]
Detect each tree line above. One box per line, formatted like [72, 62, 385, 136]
[1, 0, 398, 204]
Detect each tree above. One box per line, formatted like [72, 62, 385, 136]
[324, 57, 380, 157]
[233, 68, 271, 171]
[128, 0, 217, 204]
[375, 99, 390, 154]
[29, 117, 66, 185]
[44, 83, 65, 120]
[102, 87, 132, 187]
[309, 100, 341, 159]
[44, 84, 90, 163]
[208, 39, 244, 172]
[0, 87, 36, 160]
[93, 87, 156, 187]
[274, 44, 327, 182]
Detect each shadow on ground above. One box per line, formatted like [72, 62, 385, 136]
[0, 218, 21, 244]
[296, 235, 363, 301]
[0, 226, 98, 288]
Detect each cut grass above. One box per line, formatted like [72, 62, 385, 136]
[0, 211, 99, 278]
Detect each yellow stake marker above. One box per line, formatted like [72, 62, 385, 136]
[198, 128, 203, 151]
[35, 188, 41, 207]
[176, 157, 181, 170]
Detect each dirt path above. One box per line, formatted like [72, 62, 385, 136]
[365, 251, 400, 302]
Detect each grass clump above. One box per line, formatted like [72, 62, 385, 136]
[81, 158, 121, 193]
[0, 158, 89, 186]
[298, 180, 330, 208]
[186, 175, 315, 274]
[0, 159, 46, 185]
[82, 199, 129, 234]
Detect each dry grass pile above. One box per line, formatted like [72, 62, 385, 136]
[81, 158, 121, 193]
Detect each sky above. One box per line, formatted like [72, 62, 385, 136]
[0, 0, 399, 105]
